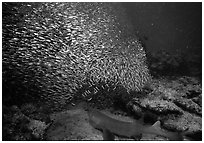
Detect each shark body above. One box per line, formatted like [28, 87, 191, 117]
[88, 109, 185, 140]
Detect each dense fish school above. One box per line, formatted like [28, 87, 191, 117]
[3, 3, 151, 108]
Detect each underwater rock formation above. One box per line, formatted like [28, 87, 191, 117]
[129, 76, 202, 140]
[2, 104, 51, 140]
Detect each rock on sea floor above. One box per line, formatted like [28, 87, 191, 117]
[3, 76, 201, 140]
[130, 76, 202, 140]
[2, 104, 52, 140]
[46, 108, 103, 140]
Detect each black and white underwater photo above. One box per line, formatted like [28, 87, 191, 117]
[2, 2, 202, 141]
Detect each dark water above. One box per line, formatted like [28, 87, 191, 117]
[122, 2, 202, 77]
[123, 2, 202, 54]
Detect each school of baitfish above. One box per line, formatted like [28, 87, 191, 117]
[2, 2, 151, 108]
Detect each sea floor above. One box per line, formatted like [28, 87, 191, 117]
[2, 76, 202, 141]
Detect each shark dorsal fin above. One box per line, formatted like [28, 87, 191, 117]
[152, 121, 161, 128]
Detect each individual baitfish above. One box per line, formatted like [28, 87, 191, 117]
[88, 109, 186, 141]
